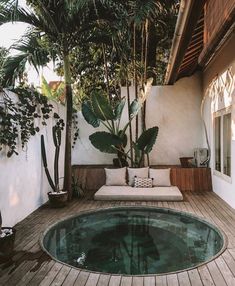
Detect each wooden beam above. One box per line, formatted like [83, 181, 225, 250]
[199, 5, 235, 67]
[166, 0, 205, 84]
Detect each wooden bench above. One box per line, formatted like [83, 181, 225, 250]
[72, 165, 212, 192]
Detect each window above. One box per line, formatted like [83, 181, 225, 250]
[214, 109, 231, 178]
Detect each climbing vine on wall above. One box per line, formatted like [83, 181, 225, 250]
[0, 87, 65, 157]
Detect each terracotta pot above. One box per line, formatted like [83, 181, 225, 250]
[47, 192, 68, 208]
[0, 227, 16, 260]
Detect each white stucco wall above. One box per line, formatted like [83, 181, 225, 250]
[0, 91, 66, 226]
[72, 73, 204, 165]
[202, 33, 235, 209]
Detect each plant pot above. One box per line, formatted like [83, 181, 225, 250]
[47, 191, 68, 208]
[0, 227, 16, 260]
[180, 157, 194, 168]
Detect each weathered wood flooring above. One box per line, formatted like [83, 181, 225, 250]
[1, 191, 235, 286]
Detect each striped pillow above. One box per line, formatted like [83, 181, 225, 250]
[134, 176, 153, 188]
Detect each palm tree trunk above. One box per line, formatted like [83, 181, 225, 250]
[63, 52, 73, 201]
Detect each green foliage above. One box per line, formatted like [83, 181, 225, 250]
[0, 46, 8, 87]
[0, 87, 64, 157]
[81, 89, 159, 167]
[91, 92, 115, 121]
[41, 76, 65, 104]
[89, 131, 123, 154]
[114, 97, 126, 120]
[136, 127, 159, 154]
[133, 127, 159, 167]
[81, 101, 100, 128]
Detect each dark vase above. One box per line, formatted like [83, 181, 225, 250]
[0, 227, 16, 261]
[47, 192, 68, 208]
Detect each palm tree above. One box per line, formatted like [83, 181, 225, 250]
[0, 0, 129, 200]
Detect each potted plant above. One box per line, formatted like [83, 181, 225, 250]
[0, 210, 16, 261]
[41, 125, 68, 207]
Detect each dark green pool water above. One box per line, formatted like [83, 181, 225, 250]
[42, 207, 224, 275]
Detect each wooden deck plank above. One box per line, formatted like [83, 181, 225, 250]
[143, 276, 155, 286]
[177, 271, 191, 286]
[85, 273, 100, 286]
[74, 271, 90, 286]
[61, 268, 80, 286]
[206, 261, 227, 286]
[120, 276, 132, 286]
[155, 275, 167, 286]
[214, 256, 235, 286]
[97, 274, 110, 286]
[166, 274, 179, 286]
[132, 276, 143, 286]
[188, 269, 203, 286]
[49, 264, 71, 286]
[108, 275, 121, 286]
[39, 262, 63, 286]
[198, 265, 215, 286]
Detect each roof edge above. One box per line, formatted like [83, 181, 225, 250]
[164, 0, 205, 85]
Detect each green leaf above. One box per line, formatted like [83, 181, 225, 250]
[114, 97, 126, 120]
[118, 130, 127, 148]
[82, 101, 100, 128]
[89, 131, 123, 154]
[41, 75, 53, 98]
[136, 127, 159, 154]
[91, 92, 115, 121]
[130, 99, 141, 118]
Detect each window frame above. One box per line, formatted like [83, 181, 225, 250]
[213, 107, 232, 183]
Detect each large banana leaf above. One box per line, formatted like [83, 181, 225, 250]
[91, 92, 115, 121]
[136, 126, 159, 154]
[82, 101, 100, 127]
[129, 99, 141, 118]
[114, 97, 126, 120]
[118, 130, 128, 148]
[89, 131, 123, 154]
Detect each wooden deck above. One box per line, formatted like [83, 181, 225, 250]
[1, 191, 235, 286]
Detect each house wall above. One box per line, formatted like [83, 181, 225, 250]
[202, 33, 235, 208]
[72, 73, 204, 166]
[0, 90, 66, 227]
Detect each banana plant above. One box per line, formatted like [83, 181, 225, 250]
[82, 90, 159, 167]
[82, 90, 141, 166]
[133, 126, 159, 167]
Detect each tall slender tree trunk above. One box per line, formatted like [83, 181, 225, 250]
[133, 23, 138, 143]
[63, 52, 73, 201]
[144, 20, 150, 166]
[126, 78, 133, 167]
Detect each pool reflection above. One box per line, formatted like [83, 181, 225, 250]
[43, 208, 224, 275]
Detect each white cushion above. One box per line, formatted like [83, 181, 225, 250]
[105, 167, 127, 186]
[149, 168, 171, 186]
[127, 167, 149, 186]
[94, 186, 183, 201]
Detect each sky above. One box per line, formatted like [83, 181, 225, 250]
[0, 0, 60, 86]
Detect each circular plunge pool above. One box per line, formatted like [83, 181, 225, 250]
[41, 207, 226, 275]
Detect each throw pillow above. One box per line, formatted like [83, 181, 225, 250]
[149, 168, 171, 186]
[127, 167, 149, 186]
[105, 167, 127, 186]
[134, 176, 153, 188]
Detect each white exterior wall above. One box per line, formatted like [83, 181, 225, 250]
[72, 73, 204, 166]
[202, 33, 235, 209]
[0, 91, 66, 226]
